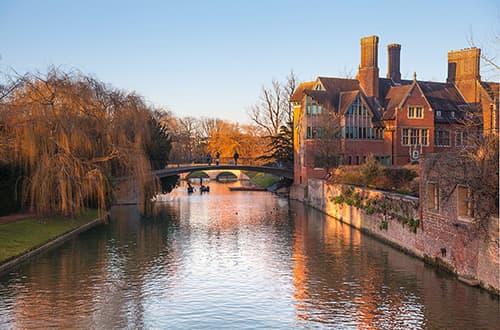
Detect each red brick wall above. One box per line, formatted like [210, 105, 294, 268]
[292, 176, 499, 293]
[393, 85, 435, 165]
[419, 158, 499, 291]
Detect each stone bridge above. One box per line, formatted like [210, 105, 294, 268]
[177, 169, 249, 181]
[114, 164, 293, 205]
[153, 165, 293, 180]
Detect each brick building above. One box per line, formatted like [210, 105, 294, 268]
[291, 35, 498, 184]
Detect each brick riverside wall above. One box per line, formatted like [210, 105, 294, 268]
[290, 180, 499, 294]
[421, 156, 500, 293]
[295, 180, 422, 258]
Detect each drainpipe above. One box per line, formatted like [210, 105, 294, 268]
[391, 129, 394, 165]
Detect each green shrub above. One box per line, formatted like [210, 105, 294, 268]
[382, 167, 418, 188]
[360, 157, 383, 187]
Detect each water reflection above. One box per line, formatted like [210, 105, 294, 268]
[0, 182, 498, 329]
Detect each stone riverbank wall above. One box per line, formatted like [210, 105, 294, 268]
[291, 180, 499, 294]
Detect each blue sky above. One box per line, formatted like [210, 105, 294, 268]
[0, 0, 497, 123]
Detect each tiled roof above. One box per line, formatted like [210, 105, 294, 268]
[303, 89, 331, 106]
[382, 85, 412, 120]
[289, 81, 315, 102]
[379, 77, 412, 99]
[418, 81, 467, 111]
[291, 74, 477, 126]
[338, 91, 359, 115]
[317, 77, 360, 112]
[318, 77, 359, 92]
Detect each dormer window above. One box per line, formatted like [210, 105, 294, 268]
[436, 111, 442, 117]
[408, 106, 423, 119]
[451, 111, 455, 118]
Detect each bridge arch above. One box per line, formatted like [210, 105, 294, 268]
[216, 171, 238, 182]
[153, 165, 293, 180]
[185, 171, 209, 179]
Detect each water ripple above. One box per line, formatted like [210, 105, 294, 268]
[0, 183, 498, 329]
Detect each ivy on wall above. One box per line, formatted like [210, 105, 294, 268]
[330, 186, 420, 233]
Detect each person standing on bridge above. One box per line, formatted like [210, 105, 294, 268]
[206, 153, 212, 166]
[215, 151, 220, 166]
[233, 151, 239, 166]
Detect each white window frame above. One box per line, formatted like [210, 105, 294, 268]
[402, 127, 429, 146]
[455, 130, 466, 147]
[435, 129, 451, 147]
[408, 106, 424, 119]
[402, 128, 409, 145]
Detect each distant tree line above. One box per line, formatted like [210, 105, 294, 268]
[0, 68, 298, 217]
[164, 71, 298, 168]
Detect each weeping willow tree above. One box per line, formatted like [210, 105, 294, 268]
[0, 69, 160, 217]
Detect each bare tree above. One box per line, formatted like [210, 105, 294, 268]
[466, 27, 499, 80]
[282, 70, 297, 126]
[310, 108, 343, 176]
[249, 71, 298, 136]
[199, 117, 223, 140]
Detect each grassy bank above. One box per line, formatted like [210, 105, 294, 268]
[0, 209, 99, 264]
[247, 172, 280, 188]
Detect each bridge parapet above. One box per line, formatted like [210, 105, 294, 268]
[154, 165, 293, 180]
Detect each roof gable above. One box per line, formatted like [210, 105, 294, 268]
[338, 91, 359, 115]
[382, 85, 412, 120]
[290, 81, 315, 102]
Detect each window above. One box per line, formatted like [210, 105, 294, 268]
[455, 130, 467, 147]
[376, 156, 391, 165]
[306, 97, 322, 115]
[410, 128, 419, 145]
[402, 128, 429, 146]
[436, 111, 442, 117]
[457, 186, 472, 218]
[450, 111, 455, 118]
[427, 182, 439, 211]
[408, 106, 424, 119]
[435, 129, 450, 146]
[343, 96, 381, 140]
[402, 128, 409, 145]
[307, 126, 323, 139]
[421, 129, 429, 146]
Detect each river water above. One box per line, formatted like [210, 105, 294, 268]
[0, 182, 498, 329]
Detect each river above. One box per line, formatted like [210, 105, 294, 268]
[0, 182, 498, 329]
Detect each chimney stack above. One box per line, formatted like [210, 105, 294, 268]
[387, 43, 401, 82]
[358, 35, 379, 98]
[447, 48, 481, 83]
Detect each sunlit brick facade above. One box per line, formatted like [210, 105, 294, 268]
[291, 35, 498, 184]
